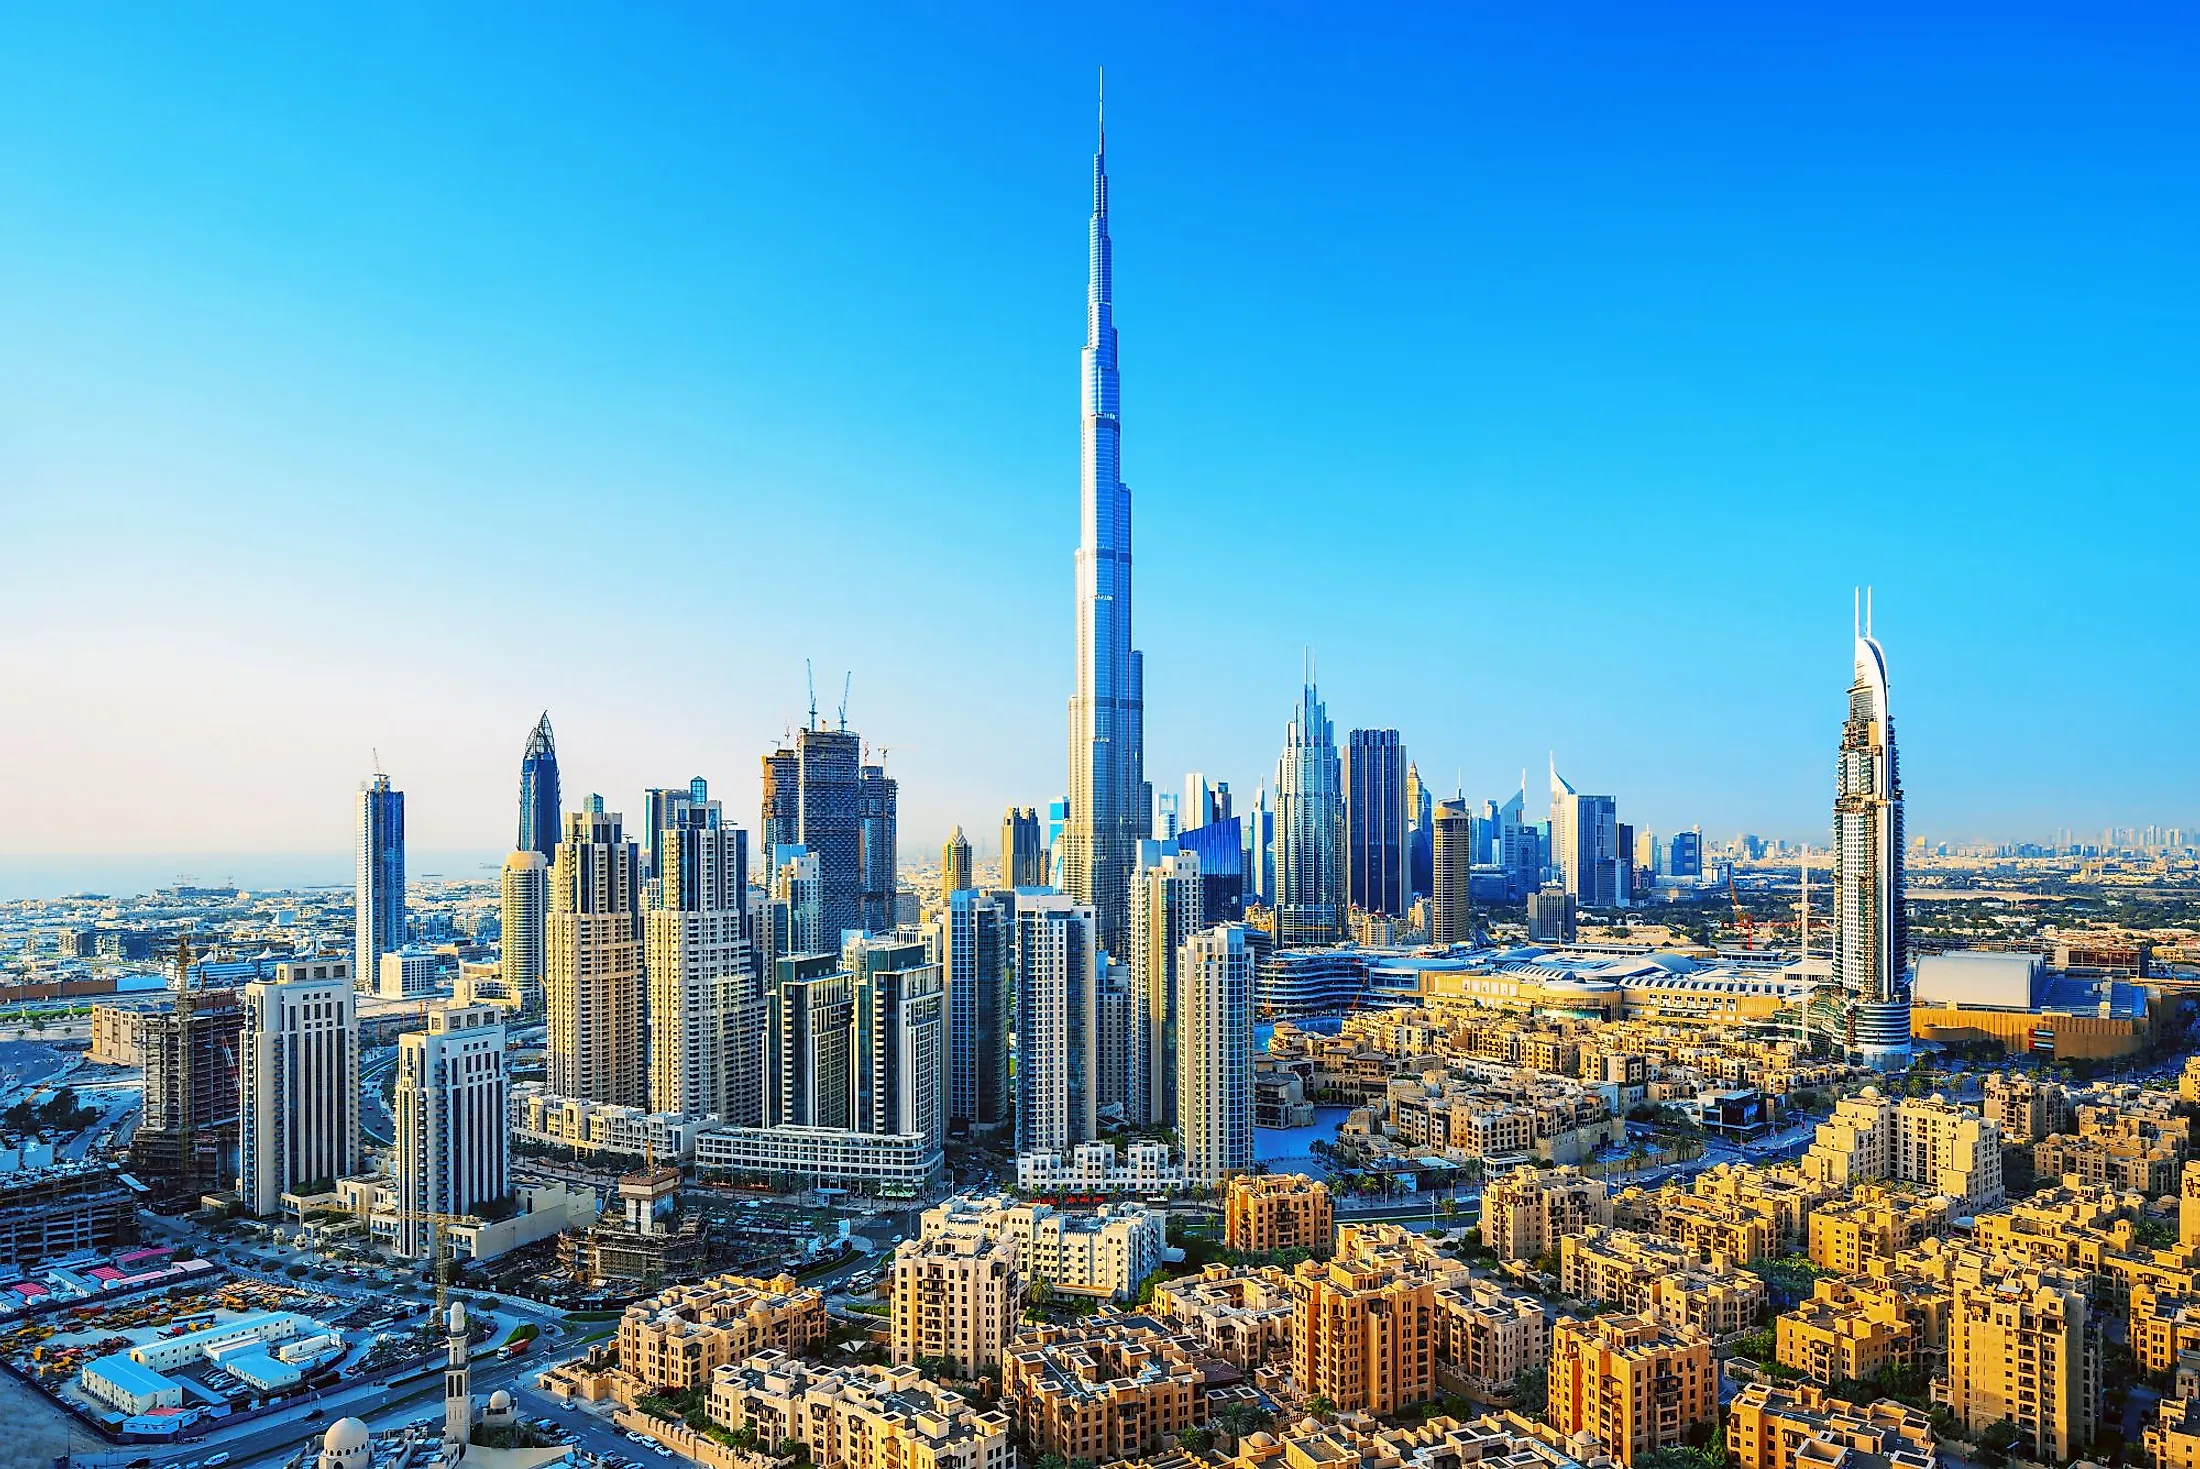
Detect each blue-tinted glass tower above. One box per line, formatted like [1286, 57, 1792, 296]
[518, 712, 560, 862]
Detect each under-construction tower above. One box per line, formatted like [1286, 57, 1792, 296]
[129, 937, 246, 1197]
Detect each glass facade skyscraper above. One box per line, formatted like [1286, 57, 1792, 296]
[1275, 678, 1344, 948]
[355, 771, 405, 990]
[1064, 89, 1146, 959]
[1834, 615, 1911, 1062]
[517, 712, 560, 863]
[761, 726, 866, 942]
[1344, 728, 1408, 917]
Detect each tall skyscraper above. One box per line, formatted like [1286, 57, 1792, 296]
[846, 934, 945, 1155]
[1178, 924, 1254, 1187]
[1002, 807, 1046, 889]
[941, 826, 973, 898]
[131, 944, 244, 1196]
[1405, 762, 1435, 903]
[765, 844, 824, 976]
[1834, 609, 1911, 1063]
[1431, 799, 1476, 945]
[499, 850, 548, 1015]
[355, 771, 406, 993]
[1275, 677, 1345, 948]
[777, 958, 853, 1130]
[858, 759, 899, 932]
[1244, 783, 1276, 907]
[640, 778, 708, 885]
[1154, 792, 1180, 841]
[1549, 760, 1621, 909]
[393, 1002, 507, 1257]
[1669, 829, 1704, 879]
[1130, 849, 1202, 1127]
[1064, 90, 1146, 961]
[1014, 892, 1100, 1154]
[646, 785, 756, 1122]
[938, 890, 1011, 1132]
[761, 726, 864, 942]
[517, 712, 560, 863]
[1344, 729, 1408, 917]
[239, 958, 359, 1217]
[546, 799, 644, 1108]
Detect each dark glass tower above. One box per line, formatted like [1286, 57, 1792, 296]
[518, 712, 560, 862]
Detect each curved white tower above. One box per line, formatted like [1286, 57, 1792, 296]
[1833, 602, 1910, 1066]
[1065, 77, 1146, 958]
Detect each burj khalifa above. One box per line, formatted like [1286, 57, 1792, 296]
[1064, 80, 1146, 958]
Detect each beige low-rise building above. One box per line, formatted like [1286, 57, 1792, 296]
[1001, 1317, 1204, 1462]
[1728, 1381, 1936, 1469]
[617, 1274, 827, 1391]
[1480, 1166, 1610, 1262]
[1434, 1276, 1548, 1398]
[1808, 1186, 1953, 1275]
[1149, 1264, 1296, 1367]
[707, 1350, 1014, 1469]
[1776, 1277, 1935, 1385]
[1559, 1227, 1765, 1343]
[1224, 1173, 1334, 1256]
[919, 1194, 1164, 1301]
[1802, 1089, 2004, 1213]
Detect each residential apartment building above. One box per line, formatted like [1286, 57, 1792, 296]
[1807, 1185, 1953, 1275]
[616, 1275, 826, 1392]
[1728, 1382, 1936, 1469]
[889, 1231, 1023, 1376]
[392, 1001, 507, 1258]
[918, 1195, 1163, 1301]
[1001, 1318, 1203, 1462]
[1435, 1276, 1548, 1398]
[1148, 1264, 1296, 1368]
[707, 1351, 1012, 1469]
[1559, 1228, 1765, 1343]
[546, 802, 645, 1108]
[1546, 1312, 1716, 1467]
[1480, 1166, 1611, 1262]
[1224, 1172, 1334, 1256]
[1801, 1088, 2003, 1212]
[1286, 1224, 1446, 1414]
[238, 959, 359, 1216]
[1941, 1260, 2098, 1463]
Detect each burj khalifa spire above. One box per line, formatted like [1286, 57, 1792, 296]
[1065, 73, 1146, 957]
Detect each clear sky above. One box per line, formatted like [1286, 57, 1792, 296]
[2, 4, 2194, 879]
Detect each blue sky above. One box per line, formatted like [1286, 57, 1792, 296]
[1, 3, 2194, 873]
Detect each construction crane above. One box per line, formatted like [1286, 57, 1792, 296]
[1728, 870, 1754, 950]
[380, 1206, 475, 1322]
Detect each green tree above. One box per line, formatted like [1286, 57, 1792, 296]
[1511, 1365, 1548, 1415]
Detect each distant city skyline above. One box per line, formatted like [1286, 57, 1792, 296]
[3, 10, 2196, 869]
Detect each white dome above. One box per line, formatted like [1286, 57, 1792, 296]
[489, 1390, 514, 1411]
[326, 1417, 371, 1454]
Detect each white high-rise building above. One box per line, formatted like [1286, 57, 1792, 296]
[1178, 925, 1254, 1187]
[1014, 892, 1100, 1155]
[393, 1002, 508, 1258]
[1835, 604, 1911, 1064]
[846, 934, 945, 1159]
[546, 800, 644, 1108]
[239, 958, 359, 1216]
[356, 772, 405, 992]
[1130, 849, 1202, 1127]
[499, 850, 548, 1014]
[1064, 89, 1146, 960]
[646, 799, 756, 1123]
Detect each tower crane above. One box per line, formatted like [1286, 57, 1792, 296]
[380, 1206, 476, 1322]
